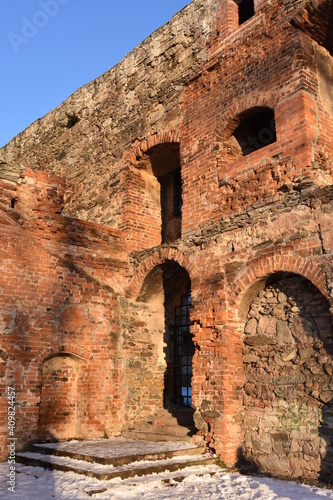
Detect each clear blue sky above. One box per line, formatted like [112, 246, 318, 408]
[0, 0, 190, 148]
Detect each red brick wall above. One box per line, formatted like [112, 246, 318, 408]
[0, 168, 128, 459]
[127, 191, 333, 470]
[181, 26, 324, 235]
[38, 355, 84, 440]
[0, 0, 332, 482]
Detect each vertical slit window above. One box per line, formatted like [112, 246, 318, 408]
[235, 0, 255, 25]
[173, 168, 182, 218]
[174, 288, 194, 408]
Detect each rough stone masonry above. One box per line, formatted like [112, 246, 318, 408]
[0, 0, 332, 482]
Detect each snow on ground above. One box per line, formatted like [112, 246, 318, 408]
[1, 462, 333, 500]
[14, 450, 213, 474]
[34, 438, 195, 458]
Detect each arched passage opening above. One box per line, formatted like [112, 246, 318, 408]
[239, 272, 333, 481]
[137, 260, 194, 409]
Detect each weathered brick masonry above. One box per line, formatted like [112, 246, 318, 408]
[1, 0, 332, 481]
[0, 163, 129, 458]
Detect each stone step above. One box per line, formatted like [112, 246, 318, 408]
[16, 451, 216, 481]
[155, 408, 194, 415]
[30, 441, 205, 466]
[148, 416, 194, 427]
[153, 408, 195, 425]
[132, 422, 195, 435]
[121, 429, 195, 443]
[133, 409, 196, 432]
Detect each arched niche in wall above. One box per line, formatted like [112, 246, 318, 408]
[136, 260, 193, 409]
[230, 107, 277, 156]
[38, 353, 87, 441]
[240, 272, 333, 481]
[137, 142, 182, 244]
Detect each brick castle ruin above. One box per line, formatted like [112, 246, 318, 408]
[0, 0, 333, 482]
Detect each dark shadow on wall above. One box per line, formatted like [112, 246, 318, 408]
[235, 447, 333, 497]
[318, 303, 333, 484]
[235, 447, 261, 475]
[149, 143, 182, 244]
[319, 399, 333, 483]
[162, 261, 192, 409]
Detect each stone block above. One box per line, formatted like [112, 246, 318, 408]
[258, 316, 278, 336]
[277, 321, 295, 345]
[259, 454, 291, 476]
[244, 335, 277, 346]
[299, 348, 315, 360]
[252, 436, 272, 455]
[244, 318, 257, 335]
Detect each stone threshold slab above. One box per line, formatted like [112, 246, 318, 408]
[16, 450, 216, 481]
[31, 438, 204, 466]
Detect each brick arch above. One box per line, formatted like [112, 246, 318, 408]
[215, 92, 280, 141]
[227, 252, 329, 324]
[42, 351, 87, 366]
[123, 129, 181, 165]
[126, 248, 196, 299]
[39, 345, 88, 364]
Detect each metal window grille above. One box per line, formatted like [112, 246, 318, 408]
[174, 289, 194, 407]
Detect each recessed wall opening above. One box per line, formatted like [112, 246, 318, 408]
[138, 261, 194, 409]
[241, 272, 333, 481]
[235, 0, 255, 25]
[147, 143, 182, 244]
[38, 354, 86, 441]
[232, 108, 277, 156]
[173, 286, 193, 407]
[162, 262, 193, 408]
[320, 3, 333, 56]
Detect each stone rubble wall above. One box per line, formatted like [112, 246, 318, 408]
[242, 275, 333, 480]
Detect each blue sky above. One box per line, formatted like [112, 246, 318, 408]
[0, 0, 190, 148]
